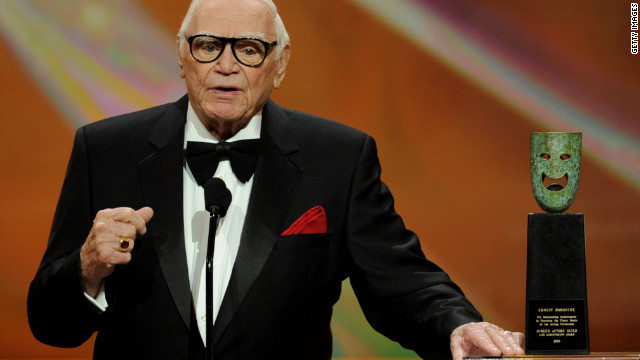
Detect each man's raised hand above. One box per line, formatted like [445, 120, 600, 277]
[80, 207, 154, 297]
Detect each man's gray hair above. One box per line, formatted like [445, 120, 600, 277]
[178, 0, 290, 60]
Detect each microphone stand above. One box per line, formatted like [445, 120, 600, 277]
[206, 211, 222, 360]
[202, 177, 231, 360]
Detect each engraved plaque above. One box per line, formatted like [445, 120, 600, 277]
[526, 299, 588, 353]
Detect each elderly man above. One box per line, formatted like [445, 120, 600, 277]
[28, 0, 524, 359]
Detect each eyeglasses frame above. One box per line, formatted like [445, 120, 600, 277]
[186, 34, 278, 67]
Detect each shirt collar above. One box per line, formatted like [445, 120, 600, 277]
[184, 101, 262, 146]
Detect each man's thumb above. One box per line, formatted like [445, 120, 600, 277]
[136, 206, 154, 228]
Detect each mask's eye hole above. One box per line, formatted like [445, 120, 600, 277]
[541, 153, 550, 160]
[560, 154, 571, 160]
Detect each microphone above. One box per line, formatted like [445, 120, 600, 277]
[203, 177, 231, 360]
[204, 177, 232, 217]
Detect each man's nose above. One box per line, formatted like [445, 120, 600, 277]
[216, 44, 239, 73]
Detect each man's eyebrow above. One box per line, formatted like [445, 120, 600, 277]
[192, 32, 269, 41]
[240, 33, 269, 40]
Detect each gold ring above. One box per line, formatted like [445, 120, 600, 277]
[118, 236, 131, 252]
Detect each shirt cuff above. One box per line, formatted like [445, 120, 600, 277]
[83, 283, 108, 312]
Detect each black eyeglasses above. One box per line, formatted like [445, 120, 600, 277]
[187, 34, 278, 67]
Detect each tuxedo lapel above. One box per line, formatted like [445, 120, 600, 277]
[212, 100, 303, 344]
[137, 97, 193, 329]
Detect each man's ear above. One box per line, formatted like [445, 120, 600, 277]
[177, 34, 186, 79]
[273, 43, 291, 89]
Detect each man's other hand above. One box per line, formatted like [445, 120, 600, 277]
[451, 322, 525, 360]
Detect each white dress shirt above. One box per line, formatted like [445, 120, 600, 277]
[183, 102, 260, 343]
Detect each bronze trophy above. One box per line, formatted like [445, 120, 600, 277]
[525, 132, 589, 354]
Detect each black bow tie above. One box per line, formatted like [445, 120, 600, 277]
[186, 139, 260, 185]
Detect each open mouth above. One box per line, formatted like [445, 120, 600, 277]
[542, 173, 568, 191]
[216, 87, 238, 92]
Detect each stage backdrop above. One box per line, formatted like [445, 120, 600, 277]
[0, 0, 638, 358]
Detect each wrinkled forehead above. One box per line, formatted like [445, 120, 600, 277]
[188, 0, 275, 39]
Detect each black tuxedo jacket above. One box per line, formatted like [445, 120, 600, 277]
[28, 96, 482, 359]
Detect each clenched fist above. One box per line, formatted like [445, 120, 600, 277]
[80, 207, 154, 297]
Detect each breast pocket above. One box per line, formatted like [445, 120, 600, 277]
[274, 233, 331, 250]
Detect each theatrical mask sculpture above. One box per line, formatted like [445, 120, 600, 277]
[530, 132, 582, 213]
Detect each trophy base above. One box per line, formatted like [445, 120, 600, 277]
[525, 213, 589, 355]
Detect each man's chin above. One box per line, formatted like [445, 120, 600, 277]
[197, 101, 236, 120]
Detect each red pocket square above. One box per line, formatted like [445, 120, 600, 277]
[281, 206, 327, 235]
